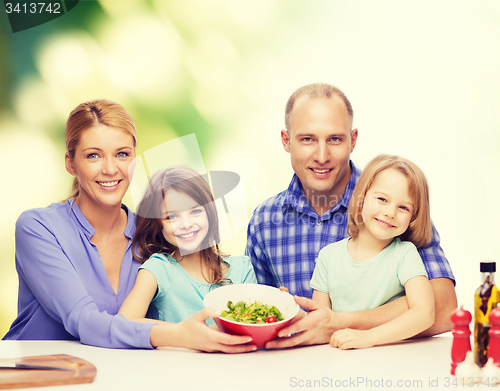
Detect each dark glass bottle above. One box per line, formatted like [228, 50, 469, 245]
[474, 262, 500, 366]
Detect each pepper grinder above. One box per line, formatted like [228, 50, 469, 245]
[451, 306, 472, 375]
[488, 304, 500, 366]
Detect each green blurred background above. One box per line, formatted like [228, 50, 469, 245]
[1, 0, 499, 337]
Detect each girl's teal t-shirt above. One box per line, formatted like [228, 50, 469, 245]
[139, 254, 257, 324]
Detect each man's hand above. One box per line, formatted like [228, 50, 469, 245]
[151, 308, 257, 353]
[265, 296, 339, 349]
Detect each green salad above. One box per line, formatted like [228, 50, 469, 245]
[220, 300, 284, 324]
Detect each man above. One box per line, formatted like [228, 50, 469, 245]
[245, 83, 457, 347]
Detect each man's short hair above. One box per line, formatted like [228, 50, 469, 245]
[285, 83, 353, 131]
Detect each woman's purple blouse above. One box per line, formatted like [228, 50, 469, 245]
[3, 200, 154, 349]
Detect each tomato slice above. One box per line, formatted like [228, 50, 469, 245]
[265, 315, 277, 323]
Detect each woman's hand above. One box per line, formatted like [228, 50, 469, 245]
[150, 308, 257, 353]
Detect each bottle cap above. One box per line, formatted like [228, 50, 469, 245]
[480, 262, 496, 273]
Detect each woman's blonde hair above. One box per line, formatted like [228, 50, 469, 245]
[64, 99, 137, 201]
[348, 154, 432, 248]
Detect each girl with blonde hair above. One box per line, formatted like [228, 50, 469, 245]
[310, 154, 435, 349]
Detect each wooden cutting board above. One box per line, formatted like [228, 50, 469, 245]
[0, 354, 96, 389]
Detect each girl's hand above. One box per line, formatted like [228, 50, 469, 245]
[330, 328, 375, 350]
[279, 286, 289, 293]
[119, 269, 157, 320]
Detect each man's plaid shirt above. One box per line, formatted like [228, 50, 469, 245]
[245, 161, 455, 298]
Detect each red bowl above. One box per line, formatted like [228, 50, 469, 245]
[204, 284, 300, 349]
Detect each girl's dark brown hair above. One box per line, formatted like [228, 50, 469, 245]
[132, 166, 230, 286]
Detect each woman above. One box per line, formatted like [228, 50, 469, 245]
[3, 99, 255, 353]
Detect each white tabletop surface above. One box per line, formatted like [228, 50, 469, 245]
[0, 334, 492, 391]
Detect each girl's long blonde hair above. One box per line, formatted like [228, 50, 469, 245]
[63, 99, 137, 202]
[348, 154, 432, 248]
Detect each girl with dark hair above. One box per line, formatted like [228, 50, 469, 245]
[3, 100, 256, 353]
[119, 166, 256, 323]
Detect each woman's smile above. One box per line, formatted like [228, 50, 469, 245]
[97, 180, 122, 189]
[65, 124, 136, 211]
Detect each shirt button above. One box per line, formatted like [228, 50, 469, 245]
[316, 221, 322, 226]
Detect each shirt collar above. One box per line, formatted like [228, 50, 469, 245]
[283, 174, 310, 212]
[122, 205, 136, 240]
[67, 199, 135, 239]
[283, 160, 361, 218]
[341, 160, 362, 209]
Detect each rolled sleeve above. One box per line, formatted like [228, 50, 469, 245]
[417, 223, 455, 284]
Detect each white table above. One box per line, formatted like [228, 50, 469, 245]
[0, 335, 489, 390]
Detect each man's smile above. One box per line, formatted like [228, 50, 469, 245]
[310, 168, 332, 174]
